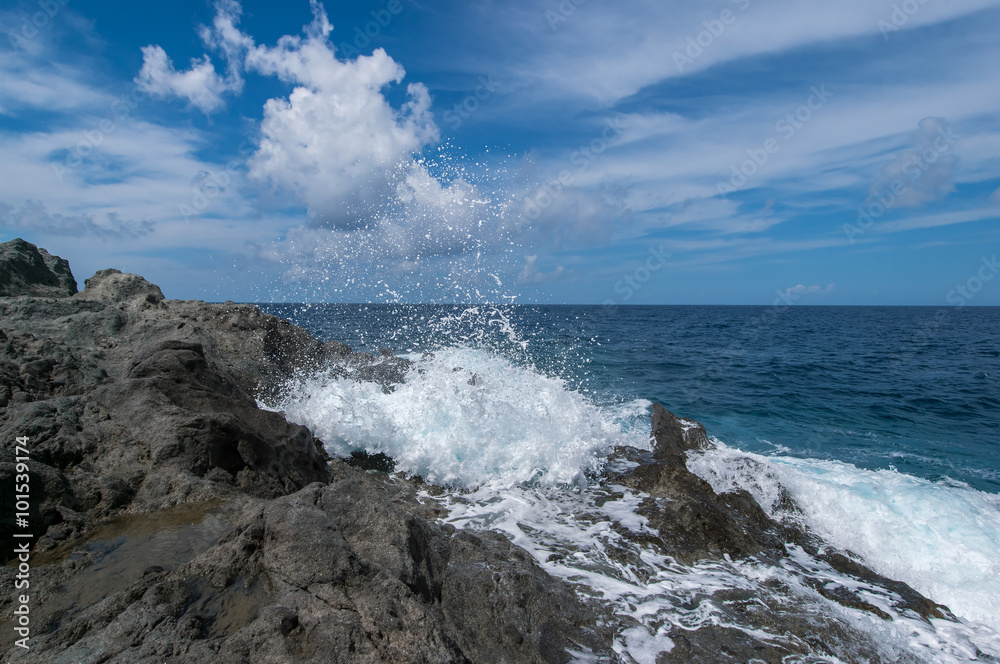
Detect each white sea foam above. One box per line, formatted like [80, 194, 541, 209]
[687, 442, 1000, 641]
[270, 345, 1000, 662]
[274, 346, 649, 487]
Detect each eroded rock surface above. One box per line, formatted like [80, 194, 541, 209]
[0, 241, 615, 663]
[608, 403, 953, 662]
[0, 238, 77, 298]
[0, 241, 958, 664]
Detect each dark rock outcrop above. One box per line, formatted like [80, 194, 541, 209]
[0, 300, 337, 550]
[10, 474, 615, 663]
[612, 402, 952, 631]
[76, 269, 165, 311]
[613, 403, 786, 564]
[0, 238, 77, 298]
[0, 241, 616, 663]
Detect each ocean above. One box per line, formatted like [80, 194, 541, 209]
[258, 303, 1000, 662]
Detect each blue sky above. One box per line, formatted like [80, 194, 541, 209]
[1, 0, 999, 304]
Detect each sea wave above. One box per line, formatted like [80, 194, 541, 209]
[273, 346, 650, 487]
[688, 442, 1000, 637]
[269, 343, 1000, 662]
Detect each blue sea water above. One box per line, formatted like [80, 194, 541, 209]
[261, 304, 1000, 493]
[258, 303, 1000, 660]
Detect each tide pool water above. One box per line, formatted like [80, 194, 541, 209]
[260, 303, 1000, 662]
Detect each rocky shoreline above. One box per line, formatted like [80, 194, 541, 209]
[0, 239, 958, 662]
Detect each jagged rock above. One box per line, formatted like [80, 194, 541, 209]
[650, 402, 710, 459]
[76, 269, 165, 310]
[0, 243, 616, 663]
[10, 475, 616, 663]
[0, 238, 77, 298]
[613, 403, 786, 564]
[613, 402, 952, 629]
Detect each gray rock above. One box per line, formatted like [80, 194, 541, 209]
[0, 243, 956, 664]
[613, 403, 953, 631]
[0, 245, 617, 663]
[0, 238, 77, 298]
[6, 473, 617, 663]
[612, 403, 785, 564]
[76, 269, 164, 310]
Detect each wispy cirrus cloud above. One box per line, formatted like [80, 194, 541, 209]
[0, 200, 154, 238]
[1, 0, 1000, 304]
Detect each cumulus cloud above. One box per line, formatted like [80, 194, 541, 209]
[867, 117, 959, 208]
[140, 0, 445, 231]
[135, 46, 235, 113]
[135, 0, 248, 112]
[0, 200, 154, 238]
[246, 45, 438, 227]
[517, 255, 565, 284]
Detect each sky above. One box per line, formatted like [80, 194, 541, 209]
[1, 0, 999, 305]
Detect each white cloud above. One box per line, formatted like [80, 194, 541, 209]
[142, 0, 443, 230]
[248, 62, 438, 227]
[872, 207, 999, 234]
[0, 200, 153, 238]
[198, 0, 253, 85]
[991, 187, 1000, 205]
[866, 117, 959, 207]
[134, 0, 249, 112]
[781, 283, 835, 299]
[517, 254, 565, 284]
[0, 52, 110, 114]
[521, 183, 630, 248]
[483, 0, 1000, 106]
[135, 45, 235, 113]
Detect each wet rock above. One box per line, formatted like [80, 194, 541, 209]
[0, 242, 616, 663]
[347, 450, 396, 472]
[613, 403, 787, 564]
[614, 402, 953, 630]
[11, 473, 617, 663]
[650, 402, 711, 459]
[810, 548, 956, 623]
